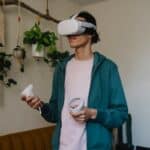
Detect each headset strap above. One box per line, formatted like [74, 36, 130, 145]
[80, 21, 96, 30]
[71, 13, 97, 30]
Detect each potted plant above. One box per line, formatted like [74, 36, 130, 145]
[23, 23, 44, 58]
[23, 23, 58, 58]
[41, 31, 58, 53]
[23, 23, 69, 67]
[0, 52, 17, 87]
[12, 45, 26, 72]
[44, 50, 70, 67]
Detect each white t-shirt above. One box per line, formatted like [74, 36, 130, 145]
[59, 56, 93, 150]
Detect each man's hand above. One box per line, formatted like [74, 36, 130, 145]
[21, 95, 44, 110]
[70, 107, 97, 123]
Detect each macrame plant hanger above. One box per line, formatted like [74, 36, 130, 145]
[32, 0, 52, 61]
[46, 0, 50, 16]
[0, 0, 5, 48]
[13, 0, 26, 72]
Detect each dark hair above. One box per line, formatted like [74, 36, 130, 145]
[77, 11, 100, 44]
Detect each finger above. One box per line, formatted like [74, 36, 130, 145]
[32, 101, 41, 109]
[27, 99, 34, 106]
[39, 101, 44, 108]
[29, 98, 40, 107]
[70, 110, 85, 117]
[21, 95, 26, 101]
[32, 101, 44, 110]
[26, 96, 35, 103]
[27, 96, 39, 103]
[72, 114, 84, 121]
[75, 117, 86, 123]
[74, 120, 85, 124]
[77, 115, 87, 120]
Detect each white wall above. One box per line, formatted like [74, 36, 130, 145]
[82, 0, 150, 147]
[0, 0, 80, 135]
[1, 0, 150, 148]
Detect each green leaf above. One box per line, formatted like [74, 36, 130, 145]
[8, 78, 17, 85]
[43, 58, 49, 64]
[0, 75, 4, 81]
[36, 43, 44, 51]
[0, 52, 17, 87]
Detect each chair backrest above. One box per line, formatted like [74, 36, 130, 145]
[118, 114, 133, 146]
[136, 146, 150, 150]
[115, 114, 134, 150]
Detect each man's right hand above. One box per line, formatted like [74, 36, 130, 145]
[21, 95, 44, 110]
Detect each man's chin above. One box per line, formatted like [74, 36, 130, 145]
[69, 45, 77, 48]
[69, 44, 81, 49]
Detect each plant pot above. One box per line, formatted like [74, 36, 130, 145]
[32, 44, 44, 58]
[13, 45, 26, 59]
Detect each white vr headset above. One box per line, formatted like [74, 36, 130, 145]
[57, 14, 96, 36]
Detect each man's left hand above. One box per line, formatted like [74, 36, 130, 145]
[70, 107, 97, 123]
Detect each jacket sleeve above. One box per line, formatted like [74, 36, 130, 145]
[91, 64, 128, 128]
[40, 66, 59, 123]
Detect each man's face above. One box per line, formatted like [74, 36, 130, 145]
[67, 17, 92, 49]
[67, 34, 91, 49]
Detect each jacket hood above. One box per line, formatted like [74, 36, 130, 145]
[58, 51, 106, 72]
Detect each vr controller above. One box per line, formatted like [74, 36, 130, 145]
[21, 84, 41, 114]
[68, 98, 84, 113]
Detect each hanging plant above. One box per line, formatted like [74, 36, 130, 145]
[23, 23, 58, 58]
[23, 23, 43, 57]
[44, 50, 70, 67]
[12, 0, 26, 72]
[0, 43, 3, 47]
[23, 23, 42, 47]
[41, 29, 70, 67]
[0, 52, 17, 87]
[41, 31, 58, 52]
[23, 23, 70, 66]
[13, 45, 26, 72]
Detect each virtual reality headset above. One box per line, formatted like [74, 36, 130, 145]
[57, 14, 96, 36]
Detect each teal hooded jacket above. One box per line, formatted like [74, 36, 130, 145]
[41, 51, 128, 150]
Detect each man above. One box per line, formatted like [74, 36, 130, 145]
[22, 11, 128, 150]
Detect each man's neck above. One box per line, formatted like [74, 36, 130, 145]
[74, 45, 93, 61]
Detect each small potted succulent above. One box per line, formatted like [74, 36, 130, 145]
[0, 52, 17, 87]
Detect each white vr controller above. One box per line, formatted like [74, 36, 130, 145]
[68, 98, 84, 113]
[21, 84, 34, 97]
[21, 84, 41, 114]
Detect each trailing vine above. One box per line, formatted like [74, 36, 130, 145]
[0, 52, 17, 87]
